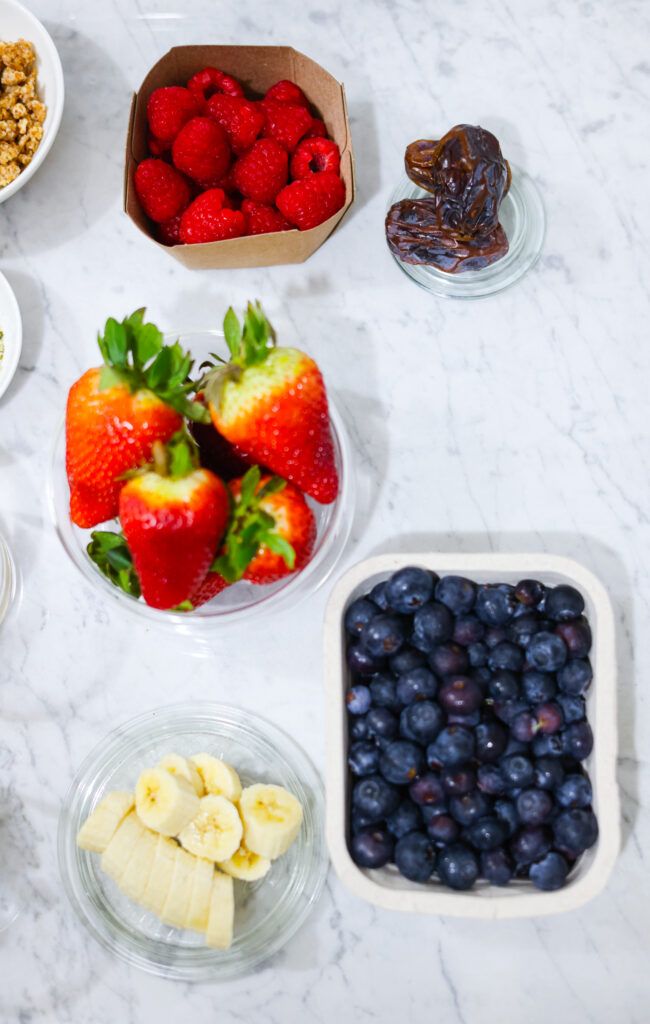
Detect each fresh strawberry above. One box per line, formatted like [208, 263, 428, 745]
[171, 117, 231, 187]
[290, 138, 340, 179]
[241, 198, 293, 236]
[304, 118, 327, 139]
[157, 210, 185, 246]
[119, 434, 230, 610]
[263, 80, 309, 108]
[66, 311, 210, 528]
[204, 304, 338, 504]
[276, 171, 345, 230]
[180, 192, 246, 243]
[231, 139, 288, 204]
[187, 67, 244, 108]
[228, 471, 316, 584]
[189, 393, 252, 480]
[188, 570, 229, 607]
[147, 131, 171, 157]
[147, 86, 200, 143]
[261, 101, 312, 152]
[134, 158, 191, 223]
[207, 94, 265, 156]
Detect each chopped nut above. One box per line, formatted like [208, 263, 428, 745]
[0, 38, 46, 187]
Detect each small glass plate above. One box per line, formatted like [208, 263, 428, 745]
[58, 703, 327, 981]
[386, 167, 545, 298]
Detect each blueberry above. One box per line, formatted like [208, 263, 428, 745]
[556, 694, 586, 724]
[471, 665, 492, 689]
[514, 579, 546, 608]
[494, 799, 519, 838]
[420, 802, 449, 825]
[453, 615, 485, 646]
[426, 813, 460, 845]
[475, 586, 518, 626]
[344, 597, 380, 636]
[555, 618, 592, 658]
[488, 642, 525, 673]
[477, 764, 507, 796]
[350, 828, 394, 868]
[379, 740, 423, 784]
[352, 775, 401, 821]
[349, 715, 369, 741]
[369, 580, 393, 611]
[429, 643, 469, 676]
[386, 799, 422, 839]
[562, 722, 593, 760]
[526, 632, 568, 672]
[556, 774, 592, 809]
[522, 670, 556, 704]
[531, 732, 564, 758]
[463, 815, 509, 851]
[389, 646, 427, 675]
[394, 832, 437, 882]
[529, 851, 569, 891]
[449, 790, 490, 826]
[437, 843, 479, 890]
[386, 567, 435, 613]
[534, 702, 564, 734]
[493, 699, 529, 727]
[435, 575, 477, 615]
[441, 765, 477, 796]
[534, 757, 565, 791]
[366, 707, 398, 743]
[511, 711, 536, 743]
[501, 754, 536, 788]
[502, 735, 528, 758]
[447, 710, 481, 728]
[515, 788, 554, 825]
[544, 584, 585, 622]
[507, 614, 541, 647]
[553, 808, 598, 852]
[409, 772, 445, 807]
[396, 667, 438, 705]
[480, 847, 513, 885]
[347, 643, 385, 676]
[361, 613, 407, 658]
[509, 825, 552, 865]
[350, 806, 378, 833]
[346, 685, 372, 715]
[426, 726, 475, 769]
[558, 659, 592, 696]
[475, 721, 508, 762]
[488, 670, 520, 701]
[412, 602, 454, 650]
[348, 741, 380, 777]
[369, 673, 401, 712]
[438, 676, 482, 715]
[399, 700, 444, 745]
[468, 642, 489, 667]
[484, 626, 509, 649]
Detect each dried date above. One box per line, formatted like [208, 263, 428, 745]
[385, 197, 509, 273]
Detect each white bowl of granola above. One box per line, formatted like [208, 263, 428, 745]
[0, 0, 64, 202]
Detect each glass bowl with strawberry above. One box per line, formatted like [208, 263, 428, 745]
[48, 303, 354, 626]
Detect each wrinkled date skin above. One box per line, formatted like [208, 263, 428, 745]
[387, 124, 511, 273]
[385, 197, 509, 273]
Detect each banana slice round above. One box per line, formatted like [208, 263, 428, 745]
[178, 794, 243, 862]
[185, 856, 215, 933]
[135, 767, 200, 837]
[238, 784, 303, 860]
[139, 835, 178, 917]
[157, 754, 204, 797]
[205, 870, 234, 950]
[119, 828, 159, 903]
[101, 810, 149, 883]
[218, 842, 271, 881]
[190, 754, 242, 801]
[77, 790, 135, 853]
[160, 845, 197, 929]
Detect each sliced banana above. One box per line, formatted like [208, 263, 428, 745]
[101, 811, 148, 883]
[205, 869, 234, 950]
[135, 767, 200, 837]
[178, 794, 243, 862]
[218, 842, 271, 881]
[139, 834, 178, 917]
[238, 784, 303, 860]
[77, 790, 135, 853]
[157, 754, 204, 797]
[160, 845, 196, 929]
[190, 754, 242, 801]
[186, 856, 215, 933]
[119, 829, 159, 903]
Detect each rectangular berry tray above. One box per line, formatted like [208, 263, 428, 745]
[323, 553, 619, 917]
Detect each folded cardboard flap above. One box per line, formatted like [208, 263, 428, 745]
[124, 45, 356, 269]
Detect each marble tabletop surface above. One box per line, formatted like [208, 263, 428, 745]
[2, 0, 650, 1020]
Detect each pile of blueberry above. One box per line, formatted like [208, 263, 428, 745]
[344, 567, 598, 892]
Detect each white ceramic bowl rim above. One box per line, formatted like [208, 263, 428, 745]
[0, 270, 23, 399]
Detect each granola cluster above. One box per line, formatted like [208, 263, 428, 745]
[0, 38, 47, 189]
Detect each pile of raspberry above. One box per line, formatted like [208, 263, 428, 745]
[133, 70, 346, 245]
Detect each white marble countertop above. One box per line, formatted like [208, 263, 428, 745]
[2, 0, 649, 1020]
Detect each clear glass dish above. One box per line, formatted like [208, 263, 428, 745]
[0, 531, 16, 627]
[47, 329, 355, 630]
[58, 702, 327, 981]
[386, 167, 545, 298]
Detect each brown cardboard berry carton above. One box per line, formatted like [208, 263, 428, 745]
[123, 45, 356, 269]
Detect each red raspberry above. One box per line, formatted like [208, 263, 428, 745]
[171, 117, 231, 187]
[276, 171, 346, 230]
[147, 132, 170, 157]
[290, 138, 340, 179]
[134, 158, 191, 223]
[261, 102, 312, 152]
[263, 80, 309, 108]
[232, 139, 288, 204]
[241, 199, 293, 236]
[147, 86, 199, 143]
[207, 95, 265, 156]
[304, 118, 327, 139]
[157, 211, 184, 246]
[180, 191, 247, 243]
[187, 67, 244, 108]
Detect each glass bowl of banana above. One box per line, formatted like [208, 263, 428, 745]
[58, 702, 327, 981]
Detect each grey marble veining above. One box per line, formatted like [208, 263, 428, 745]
[1, 0, 650, 1020]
